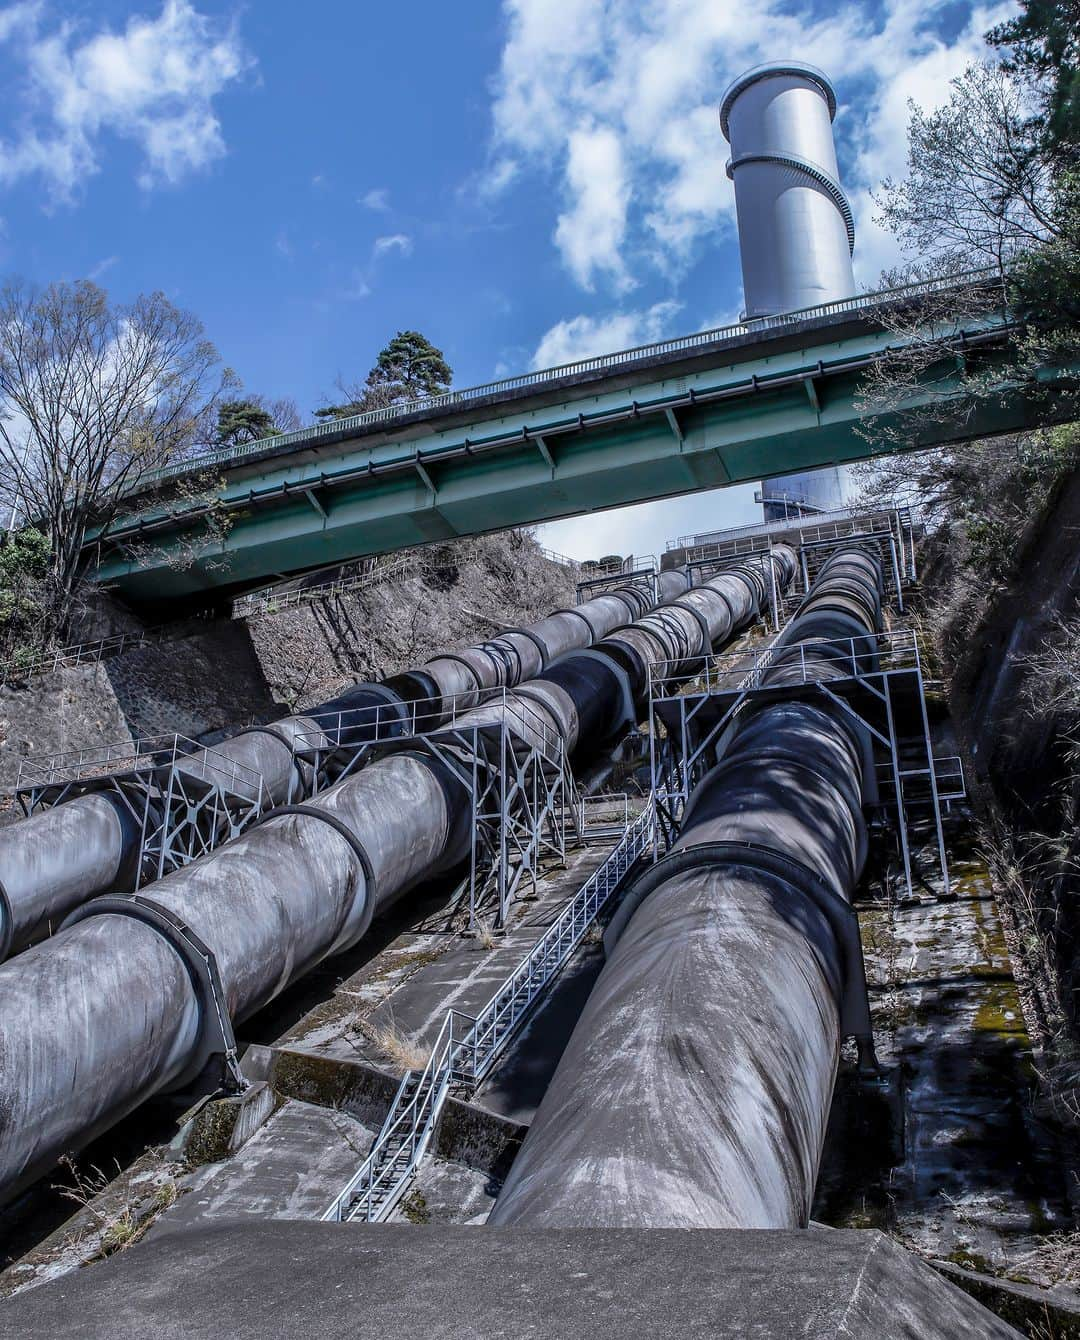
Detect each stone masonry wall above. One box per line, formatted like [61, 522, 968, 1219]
[0, 534, 577, 803]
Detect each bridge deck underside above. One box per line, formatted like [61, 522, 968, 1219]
[91, 309, 1040, 604]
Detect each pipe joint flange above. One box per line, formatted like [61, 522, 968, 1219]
[232, 721, 324, 796]
[606, 839, 874, 1047]
[607, 584, 651, 621]
[552, 606, 599, 645]
[62, 894, 247, 1095]
[318, 682, 411, 744]
[544, 648, 638, 740]
[667, 599, 714, 655]
[257, 804, 379, 946]
[482, 636, 523, 686]
[429, 653, 484, 694]
[501, 624, 551, 669]
[0, 877, 13, 961]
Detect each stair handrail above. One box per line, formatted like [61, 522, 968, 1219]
[321, 799, 655, 1223]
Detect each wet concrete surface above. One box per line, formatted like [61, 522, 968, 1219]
[815, 836, 1080, 1281]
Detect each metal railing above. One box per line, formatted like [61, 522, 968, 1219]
[231, 550, 418, 618]
[16, 732, 268, 804]
[669, 504, 913, 553]
[321, 802, 655, 1223]
[875, 753, 966, 806]
[292, 684, 569, 773]
[0, 626, 170, 686]
[538, 546, 579, 568]
[650, 628, 920, 699]
[575, 791, 638, 839]
[139, 269, 1000, 491]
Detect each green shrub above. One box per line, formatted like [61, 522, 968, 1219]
[0, 527, 51, 664]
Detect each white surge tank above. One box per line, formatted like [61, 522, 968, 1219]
[720, 62, 855, 518]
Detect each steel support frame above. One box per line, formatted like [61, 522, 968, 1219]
[292, 699, 577, 930]
[647, 633, 951, 897]
[574, 562, 659, 608]
[17, 736, 268, 888]
[684, 547, 787, 632]
[798, 530, 905, 613]
[432, 721, 574, 927]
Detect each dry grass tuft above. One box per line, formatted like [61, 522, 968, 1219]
[1011, 1230, 1080, 1288]
[363, 1017, 430, 1074]
[54, 1157, 181, 1262]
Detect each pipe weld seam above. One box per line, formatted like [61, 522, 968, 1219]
[608, 586, 651, 620]
[538, 650, 637, 739]
[482, 638, 523, 684]
[668, 598, 719, 653]
[231, 721, 326, 786]
[61, 893, 245, 1093]
[257, 804, 378, 923]
[318, 683, 410, 742]
[500, 625, 550, 669]
[605, 840, 871, 1039]
[551, 607, 598, 645]
[427, 653, 484, 695]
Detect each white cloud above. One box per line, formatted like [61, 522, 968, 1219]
[554, 126, 632, 292]
[481, 157, 519, 197]
[360, 186, 389, 210]
[531, 299, 681, 369]
[87, 254, 118, 281]
[373, 233, 412, 258]
[531, 293, 758, 559]
[342, 270, 371, 301]
[488, 0, 1018, 293]
[0, 0, 251, 201]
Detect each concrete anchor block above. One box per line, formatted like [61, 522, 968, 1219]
[183, 1082, 277, 1167]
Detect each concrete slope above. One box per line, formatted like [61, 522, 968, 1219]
[0, 1221, 1020, 1339]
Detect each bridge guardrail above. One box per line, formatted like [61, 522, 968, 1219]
[137, 268, 1002, 491]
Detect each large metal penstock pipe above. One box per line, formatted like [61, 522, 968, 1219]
[489, 545, 883, 1230]
[0, 749, 472, 1200]
[0, 792, 144, 959]
[0, 570, 672, 962]
[0, 551, 791, 1202]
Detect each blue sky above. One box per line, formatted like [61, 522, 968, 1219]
[0, 0, 1012, 559]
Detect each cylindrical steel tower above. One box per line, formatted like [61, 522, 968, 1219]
[720, 61, 854, 521]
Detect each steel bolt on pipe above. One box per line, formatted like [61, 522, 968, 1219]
[0, 548, 793, 1202]
[489, 545, 884, 1231]
[0, 570, 685, 962]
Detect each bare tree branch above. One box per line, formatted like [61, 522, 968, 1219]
[0, 279, 228, 637]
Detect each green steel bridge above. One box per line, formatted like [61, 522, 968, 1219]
[88, 270, 1068, 606]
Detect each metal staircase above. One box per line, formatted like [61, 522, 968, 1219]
[321, 802, 655, 1223]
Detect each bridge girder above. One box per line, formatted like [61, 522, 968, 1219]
[88, 304, 1058, 605]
